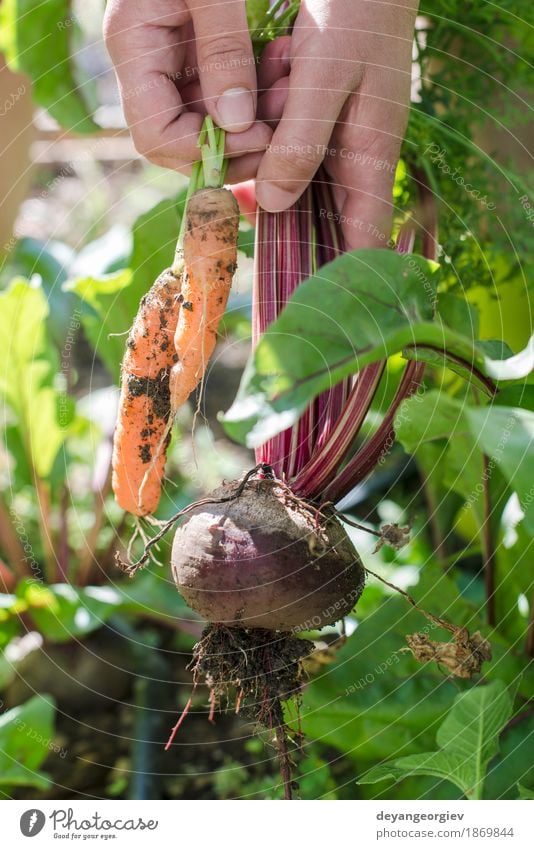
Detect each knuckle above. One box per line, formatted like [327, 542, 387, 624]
[103, 1, 135, 52]
[131, 130, 156, 160]
[267, 136, 321, 187]
[197, 36, 251, 72]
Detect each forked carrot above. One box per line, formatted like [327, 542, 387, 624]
[112, 117, 239, 517]
[112, 268, 182, 516]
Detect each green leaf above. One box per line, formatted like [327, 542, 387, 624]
[465, 407, 534, 534]
[115, 568, 197, 627]
[395, 393, 488, 529]
[222, 249, 529, 447]
[223, 249, 439, 445]
[485, 715, 534, 800]
[494, 524, 534, 642]
[246, 0, 270, 30]
[360, 751, 472, 789]
[129, 196, 186, 289]
[0, 0, 98, 133]
[237, 226, 255, 258]
[437, 293, 479, 339]
[396, 391, 466, 454]
[65, 196, 185, 381]
[21, 582, 121, 642]
[0, 279, 71, 477]
[16, 571, 195, 642]
[30, 386, 69, 478]
[360, 681, 513, 799]
[3, 237, 77, 351]
[402, 337, 513, 394]
[0, 695, 55, 790]
[495, 383, 534, 411]
[301, 585, 467, 763]
[518, 784, 534, 800]
[65, 269, 133, 382]
[396, 393, 534, 534]
[0, 279, 48, 408]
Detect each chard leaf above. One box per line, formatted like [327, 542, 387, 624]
[360, 681, 512, 799]
[465, 406, 534, 534]
[396, 394, 534, 534]
[0, 695, 55, 790]
[222, 249, 529, 448]
[0, 0, 98, 132]
[0, 279, 74, 477]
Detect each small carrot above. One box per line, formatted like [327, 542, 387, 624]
[170, 186, 239, 412]
[112, 268, 182, 516]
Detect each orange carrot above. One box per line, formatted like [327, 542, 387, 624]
[170, 187, 239, 411]
[112, 117, 238, 518]
[112, 268, 182, 516]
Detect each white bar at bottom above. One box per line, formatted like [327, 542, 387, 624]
[2, 799, 532, 848]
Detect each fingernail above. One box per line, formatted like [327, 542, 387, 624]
[216, 87, 255, 131]
[256, 182, 296, 213]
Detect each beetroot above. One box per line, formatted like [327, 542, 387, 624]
[171, 477, 365, 631]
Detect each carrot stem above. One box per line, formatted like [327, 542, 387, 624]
[201, 116, 226, 188]
[173, 116, 227, 270]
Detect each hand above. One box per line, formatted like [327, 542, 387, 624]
[103, 0, 272, 182]
[255, 0, 418, 248]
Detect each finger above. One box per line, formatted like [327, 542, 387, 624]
[225, 120, 272, 157]
[329, 80, 411, 250]
[226, 154, 264, 186]
[187, 0, 257, 132]
[127, 90, 205, 165]
[179, 80, 205, 113]
[255, 38, 362, 211]
[104, 5, 202, 163]
[257, 36, 291, 93]
[140, 122, 270, 177]
[257, 76, 289, 124]
[336, 181, 396, 250]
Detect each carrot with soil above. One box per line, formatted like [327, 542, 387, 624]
[112, 118, 238, 516]
[111, 268, 182, 516]
[170, 186, 239, 413]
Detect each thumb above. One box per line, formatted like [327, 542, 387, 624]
[188, 0, 257, 132]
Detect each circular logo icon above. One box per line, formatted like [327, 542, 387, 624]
[20, 810, 46, 837]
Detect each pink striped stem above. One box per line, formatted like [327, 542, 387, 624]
[320, 178, 439, 504]
[292, 361, 385, 497]
[253, 172, 360, 482]
[252, 167, 438, 502]
[322, 359, 424, 503]
[253, 184, 315, 477]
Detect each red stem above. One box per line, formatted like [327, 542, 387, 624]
[253, 166, 439, 499]
[319, 171, 439, 502]
[293, 361, 385, 497]
[322, 360, 424, 503]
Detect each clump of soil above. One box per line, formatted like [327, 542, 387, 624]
[167, 623, 314, 799]
[192, 624, 312, 713]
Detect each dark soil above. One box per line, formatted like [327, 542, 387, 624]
[184, 624, 314, 799]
